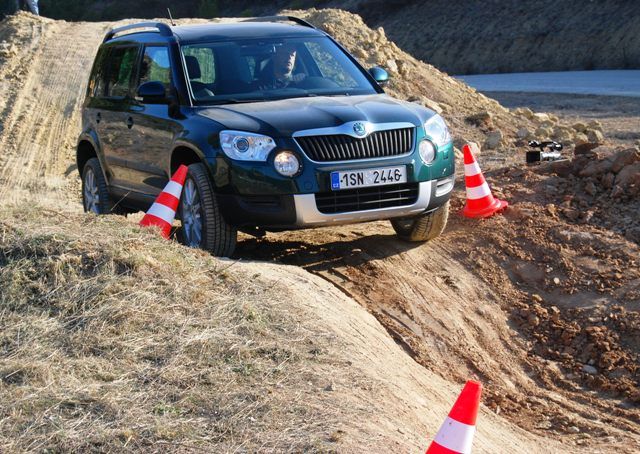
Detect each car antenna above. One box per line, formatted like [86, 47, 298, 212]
[167, 8, 176, 26]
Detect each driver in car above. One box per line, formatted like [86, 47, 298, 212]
[256, 43, 306, 90]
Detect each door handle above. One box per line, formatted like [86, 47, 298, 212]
[96, 112, 101, 124]
[126, 116, 134, 129]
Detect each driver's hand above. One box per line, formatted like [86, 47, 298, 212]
[291, 73, 306, 83]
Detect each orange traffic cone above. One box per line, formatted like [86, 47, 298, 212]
[461, 143, 508, 218]
[139, 165, 188, 239]
[426, 380, 482, 454]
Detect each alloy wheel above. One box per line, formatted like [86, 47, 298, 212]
[83, 168, 100, 213]
[181, 178, 203, 247]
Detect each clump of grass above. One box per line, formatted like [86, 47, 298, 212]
[0, 206, 339, 452]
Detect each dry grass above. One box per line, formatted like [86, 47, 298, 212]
[0, 206, 341, 452]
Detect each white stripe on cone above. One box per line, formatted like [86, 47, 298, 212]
[466, 182, 492, 200]
[464, 161, 481, 176]
[163, 181, 183, 199]
[433, 417, 476, 454]
[146, 203, 176, 224]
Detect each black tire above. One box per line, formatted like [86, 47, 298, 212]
[179, 163, 237, 257]
[391, 201, 450, 242]
[82, 157, 116, 214]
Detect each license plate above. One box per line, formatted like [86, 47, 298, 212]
[330, 166, 407, 190]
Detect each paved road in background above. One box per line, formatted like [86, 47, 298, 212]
[456, 70, 640, 97]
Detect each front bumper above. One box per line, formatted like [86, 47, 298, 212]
[293, 176, 454, 227]
[217, 175, 454, 229]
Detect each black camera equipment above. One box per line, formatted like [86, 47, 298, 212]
[526, 140, 565, 164]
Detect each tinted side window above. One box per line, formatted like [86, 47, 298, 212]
[139, 46, 171, 91]
[106, 46, 139, 98]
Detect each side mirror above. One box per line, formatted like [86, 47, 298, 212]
[369, 66, 389, 87]
[136, 81, 167, 104]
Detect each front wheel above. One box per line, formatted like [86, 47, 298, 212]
[391, 201, 450, 242]
[179, 163, 237, 257]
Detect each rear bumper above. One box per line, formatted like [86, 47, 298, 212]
[218, 175, 453, 229]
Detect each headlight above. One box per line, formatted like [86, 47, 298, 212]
[274, 151, 301, 177]
[220, 131, 276, 161]
[419, 140, 435, 163]
[424, 114, 452, 148]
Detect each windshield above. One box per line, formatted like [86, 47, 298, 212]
[181, 36, 378, 104]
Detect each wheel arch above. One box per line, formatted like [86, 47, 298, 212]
[76, 131, 107, 179]
[170, 143, 209, 175]
[76, 139, 98, 176]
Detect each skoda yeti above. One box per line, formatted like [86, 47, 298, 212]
[77, 17, 455, 257]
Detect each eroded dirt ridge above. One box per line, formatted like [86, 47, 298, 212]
[0, 9, 638, 453]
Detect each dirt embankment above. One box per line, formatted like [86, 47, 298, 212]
[6, 206, 565, 452]
[0, 9, 639, 453]
[328, 0, 640, 74]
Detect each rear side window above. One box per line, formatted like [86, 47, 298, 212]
[107, 47, 139, 97]
[88, 47, 109, 98]
[139, 46, 171, 91]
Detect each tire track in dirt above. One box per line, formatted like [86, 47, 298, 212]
[0, 15, 45, 166]
[0, 17, 109, 207]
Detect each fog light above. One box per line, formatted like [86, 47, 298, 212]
[274, 151, 300, 177]
[419, 139, 436, 163]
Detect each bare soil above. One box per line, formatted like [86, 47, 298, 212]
[0, 9, 639, 453]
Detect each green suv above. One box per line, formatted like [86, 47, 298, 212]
[77, 16, 455, 256]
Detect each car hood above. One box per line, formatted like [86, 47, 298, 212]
[196, 94, 434, 138]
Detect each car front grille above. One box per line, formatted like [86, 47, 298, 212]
[295, 127, 414, 162]
[315, 183, 419, 214]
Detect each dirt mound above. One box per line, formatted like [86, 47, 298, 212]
[543, 146, 640, 242]
[491, 147, 640, 408]
[0, 207, 349, 451]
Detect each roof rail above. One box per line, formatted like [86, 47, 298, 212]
[103, 22, 173, 43]
[241, 15, 317, 29]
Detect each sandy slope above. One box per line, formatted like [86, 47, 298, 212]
[0, 10, 638, 452]
[0, 14, 112, 207]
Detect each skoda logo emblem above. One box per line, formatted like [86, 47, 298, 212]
[353, 122, 366, 137]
